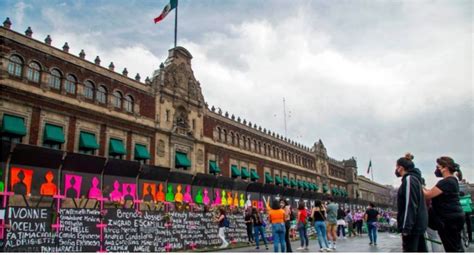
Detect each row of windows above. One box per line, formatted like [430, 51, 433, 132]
[330, 168, 347, 179]
[7, 54, 135, 113]
[214, 126, 315, 169]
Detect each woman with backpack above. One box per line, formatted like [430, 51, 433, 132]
[311, 200, 330, 252]
[251, 207, 269, 250]
[266, 199, 287, 252]
[296, 202, 309, 250]
[214, 208, 229, 249]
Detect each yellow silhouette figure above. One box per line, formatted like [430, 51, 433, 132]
[221, 190, 227, 206]
[239, 194, 245, 207]
[233, 192, 239, 207]
[40, 171, 57, 196]
[174, 184, 183, 203]
[156, 183, 165, 202]
[227, 192, 233, 206]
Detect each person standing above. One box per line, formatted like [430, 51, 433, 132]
[311, 200, 330, 252]
[337, 206, 346, 239]
[354, 210, 364, 235]
[280, 199, 293, 252]
[214, 208, 229, 248]
[251, 207, 268, 250]
[364, 203, 380, 246]
[345, 209, 357, 237]
[296, 202, 309, 250]
[424, 157, 465, 252]
[326, 197, 338, 250]
[395, 153, 428, 252]
[266, 199, 286, 252]
[244, 207, 254, 244]
[460, 191, 473, 243]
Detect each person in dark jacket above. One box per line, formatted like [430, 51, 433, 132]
[424, 157, 465, 252]
[395, 153, 428, 252]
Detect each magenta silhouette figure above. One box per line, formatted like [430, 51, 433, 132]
[213, 188, 221, 205]
[183, 185, 193, 203]
[64, 174, 82, 198]
[203, 188, 210, 205]
[109, 180, 123, 202]
[88, 177, 102, 199]
[122, 183, 137, 201]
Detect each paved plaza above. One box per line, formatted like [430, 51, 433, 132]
[214, 232, 474, 253]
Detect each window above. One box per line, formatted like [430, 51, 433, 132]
[49, 69, 61, 90]
[43, 123, 65, 150]
[8, 55, 23, 77]
[192, 119, 196, 130]
[26, 62, 41, 83]
[96, 85, 107, 104]
[65, 74, 77, 94]
[124, 95, 134, 112]
[84, 80, 95, 100]
[112, 91, 123, 108]
[230, 132, 235, 145]
[223, 129, 227, 143]
[166, 110, 170, 121]
[217, 127, 222, 141]
[1, 136, 22, 143]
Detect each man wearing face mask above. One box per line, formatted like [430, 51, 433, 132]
[395, 153, 428, 252]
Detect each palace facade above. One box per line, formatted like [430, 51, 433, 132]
[0, 18, 391, 206]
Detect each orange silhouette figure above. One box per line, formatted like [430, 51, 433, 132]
[233, 192, 239, 207]
[40, 171, 57, 196]
[174, 184, 183, 203]
[11, 168, 33, 195]
[155, 183, 165, 202]
[142, 183, 156, 202]
[227, 192, 233, 206]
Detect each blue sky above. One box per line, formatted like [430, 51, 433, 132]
[1, 0, 472, 187]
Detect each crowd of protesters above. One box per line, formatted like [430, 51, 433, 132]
[214, 154, 471, 253]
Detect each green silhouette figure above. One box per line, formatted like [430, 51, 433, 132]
[195, 188, 203, 204]
[165, 184, 174, 202]
[221, 190, 227, 206]
[239, 193, 245, 207]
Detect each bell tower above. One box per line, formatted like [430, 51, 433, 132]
[152, 47, 206, 173]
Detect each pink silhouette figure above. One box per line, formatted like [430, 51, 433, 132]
[88, 177, 102, 199]
[183, 185, 193, 203]
[122, 183, 137, 201]
[109, 180, 123, 202]
[214, 188, 221, 205]
[203, 189, 210, 205]
[64, 174, 82, 198]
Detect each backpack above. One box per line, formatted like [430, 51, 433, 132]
[223, 217, 230, 228]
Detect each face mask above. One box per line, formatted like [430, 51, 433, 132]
[434, 168, 443, 178]
[395, 167, 402, 178]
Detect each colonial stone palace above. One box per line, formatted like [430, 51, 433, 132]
[0, 18, 392, 207]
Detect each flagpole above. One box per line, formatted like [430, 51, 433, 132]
[371, 161, 374, 182]
[174, 0, 178, 48]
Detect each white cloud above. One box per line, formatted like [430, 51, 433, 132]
[13, 1, 31, 26]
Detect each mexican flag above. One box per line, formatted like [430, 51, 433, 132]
[367, 160, 372, 174]
[154, 0, 178, 24]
